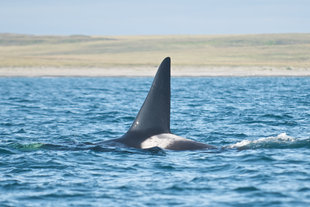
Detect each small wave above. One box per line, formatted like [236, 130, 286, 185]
[228, 133, 310, 150]
[0, 147, 15, 154]
[5, 141, 166, 155]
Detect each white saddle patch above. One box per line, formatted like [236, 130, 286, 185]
[140, 133, 190, 149]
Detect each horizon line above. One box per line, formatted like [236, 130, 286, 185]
[1, 32, 310, 37]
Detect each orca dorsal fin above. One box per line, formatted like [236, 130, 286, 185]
[127, 57, 171, 136]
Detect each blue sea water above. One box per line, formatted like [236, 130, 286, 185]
[0, 77, 310, 207]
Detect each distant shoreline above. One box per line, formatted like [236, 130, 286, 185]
[1, 33, 310, 71]
[1, 66, 309, 77]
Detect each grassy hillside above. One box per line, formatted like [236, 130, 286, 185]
[0, 33, 310, 68]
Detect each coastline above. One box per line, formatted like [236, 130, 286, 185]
[1, 66, 310, 77]
[1, 34, 310, 77]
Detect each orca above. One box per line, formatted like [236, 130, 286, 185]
[110, 57, 216, 151]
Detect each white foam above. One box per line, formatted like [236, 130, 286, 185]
[228, 133, 296, 149]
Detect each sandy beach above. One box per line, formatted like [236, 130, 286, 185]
[0, 66, 310, 77]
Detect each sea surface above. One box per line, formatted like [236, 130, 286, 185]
[0, 77, 310, 207]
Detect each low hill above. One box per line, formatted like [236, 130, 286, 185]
[1, 33, 310, 68]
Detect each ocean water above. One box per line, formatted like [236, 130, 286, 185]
[0, 77, 310, 207]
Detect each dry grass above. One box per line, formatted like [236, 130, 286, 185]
[0, 33, 310, 68]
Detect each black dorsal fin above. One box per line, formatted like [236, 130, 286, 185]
[126, 57, 171, 137]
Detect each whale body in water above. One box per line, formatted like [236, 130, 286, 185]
[109, 57, 216, 151]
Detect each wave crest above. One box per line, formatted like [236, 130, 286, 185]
[228, 133, 310, 150]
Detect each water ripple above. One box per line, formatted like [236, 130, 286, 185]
[0, 77, 310, 206]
